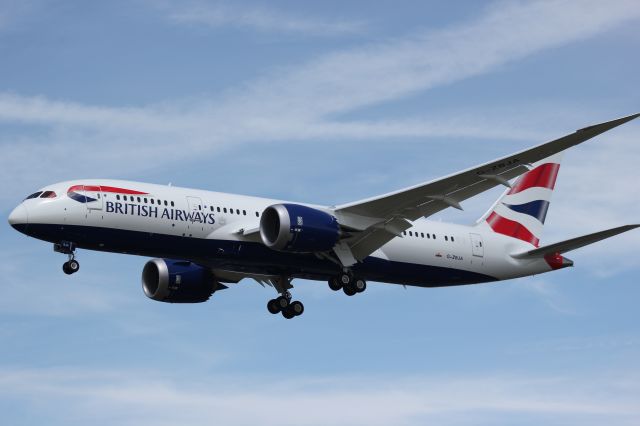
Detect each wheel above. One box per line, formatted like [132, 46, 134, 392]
[282, 308, 295, 319]
[68, 259, 80, 274]
[339, 273, 351, 285]
[354, 279, 366, 293]
[267, 299, 280, 314]
[343, 285, 357, 296]
[276, 295, 289, 309]
[328, 277, 342, 291]
[290, 301, 304, 316]
[62, 262, 72, 275]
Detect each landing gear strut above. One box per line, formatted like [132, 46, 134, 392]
[328, 272, 366, 296]
[267, 277, 304, 319]
[55, 241, 79, 275]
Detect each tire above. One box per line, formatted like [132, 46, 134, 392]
[328, 277, 342, 291]
[340, 273, 351, 285]
[68, 259, 80, 273]
[282, 308, 295, 319]
[343, 286, 357, 296]
[290, 301, 304, 316]
[276, 296, 289, 309]
[354, 279, 366, 293]
[267, 299, 280, 314]
[62, 262, 72, 275]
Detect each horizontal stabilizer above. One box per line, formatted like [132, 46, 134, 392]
[511, 224, 639, 259]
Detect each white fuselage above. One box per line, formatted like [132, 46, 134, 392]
[9, 179, 556, 287]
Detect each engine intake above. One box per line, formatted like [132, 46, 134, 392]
[142, 259, 219, 303]
[260, 203, 340, 252]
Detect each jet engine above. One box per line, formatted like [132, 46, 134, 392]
[141, 259, 220, 303]
[260, 203, 340, 253]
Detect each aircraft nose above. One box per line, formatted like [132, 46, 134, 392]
[8, 203, 29, 233]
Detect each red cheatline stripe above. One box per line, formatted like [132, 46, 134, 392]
[67, 185, 148, 195]
[508, 163, 560, 195]
[486, 212, 539, 247]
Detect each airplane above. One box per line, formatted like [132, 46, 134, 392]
[8, 113, 640, 319]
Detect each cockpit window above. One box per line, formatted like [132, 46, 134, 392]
[25, 191, 43, 200]
[40, 191, 57, 198]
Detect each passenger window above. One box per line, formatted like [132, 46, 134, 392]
[171, 201, 174, 207]
[421, 233, 424, 238]
[451, 237, 455, 242]
[144, 198, 148, 203]
[116, 195, 121, 200]
[137, 197, 141, 202]
[210, 206, 214, 212]
[151, 199, 154, 204]
[243, 210, 247, 216]
[236, 209, 240, 215]
[445, 236, 449, 241]
[255, 212, 259, 217]
[427, 234, 430, 239]
[409, 231, 413, 236]
[223, 208, 227, 213]
[217, 207, 221, 212]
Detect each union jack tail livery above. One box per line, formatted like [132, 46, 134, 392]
[480, 153, 563, 247]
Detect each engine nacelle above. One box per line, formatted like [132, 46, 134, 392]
[260, 203, 340, 252]
[141, 259, 218, 303]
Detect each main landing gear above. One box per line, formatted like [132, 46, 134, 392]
[266, 276, 304, 319]
[54, 241, 80, 275]
[328, 272, 366, 296]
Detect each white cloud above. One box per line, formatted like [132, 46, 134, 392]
[1, 0, 638, 190]
[520, 278, 577, 315]
[163, 1, 367, 37]
[0, 368, 638, 425]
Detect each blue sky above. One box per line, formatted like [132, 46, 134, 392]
[1, 0, 639, 424]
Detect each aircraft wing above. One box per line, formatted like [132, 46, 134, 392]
[333, 113, 639, 261]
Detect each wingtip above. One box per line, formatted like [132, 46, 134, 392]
[618, 112, 640, 123]
[577, 112, 640, 133]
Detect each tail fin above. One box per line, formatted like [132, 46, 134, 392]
[478, 152, 563, 247]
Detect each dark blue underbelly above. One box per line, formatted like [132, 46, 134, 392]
[21, 223, 497, 287]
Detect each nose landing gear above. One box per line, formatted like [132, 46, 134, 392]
[54, 241, 80, 275]
[62, 258, 80, 275]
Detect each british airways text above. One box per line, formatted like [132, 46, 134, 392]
[105, 201, 216, 224]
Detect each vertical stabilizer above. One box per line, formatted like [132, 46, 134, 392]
[477, 152, 563, 247]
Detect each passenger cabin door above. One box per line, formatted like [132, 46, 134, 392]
[470, 233, 484, 257]
[186, 196, 205, 237]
